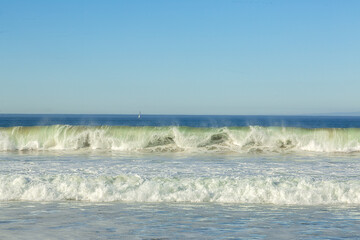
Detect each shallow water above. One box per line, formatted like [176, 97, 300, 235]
[1, 202, 359, 239]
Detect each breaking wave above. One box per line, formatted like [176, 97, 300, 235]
[0, 125, 360, 153]
[1, 174, 359, 205]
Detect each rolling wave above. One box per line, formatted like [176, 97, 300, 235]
[0, 125, 360, 153]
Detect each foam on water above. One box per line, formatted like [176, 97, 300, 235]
[0, 175, 360, 205]
[0, 174, 359, 204]
[0, 125, 360, 153]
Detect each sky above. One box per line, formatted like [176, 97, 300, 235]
[1, 0, 359, 115]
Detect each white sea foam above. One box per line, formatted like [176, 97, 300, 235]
[1, 174, 359, 204]
[0, 125, 360, 153]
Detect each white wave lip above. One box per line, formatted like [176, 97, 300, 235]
[1, 175, 360, 205]
[0, 125, 360, 153]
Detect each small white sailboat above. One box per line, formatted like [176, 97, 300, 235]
[138, 111, 141, 119]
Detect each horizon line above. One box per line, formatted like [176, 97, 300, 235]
[1, 112, 360, 117]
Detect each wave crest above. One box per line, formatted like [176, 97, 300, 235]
[0, 125, 360, 153]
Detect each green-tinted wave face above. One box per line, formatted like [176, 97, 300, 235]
[0, 125, 360, 153]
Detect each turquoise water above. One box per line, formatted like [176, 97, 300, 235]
[1, 115, 360, 239]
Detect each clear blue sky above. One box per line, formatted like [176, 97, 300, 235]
[1, 0, 359, 115]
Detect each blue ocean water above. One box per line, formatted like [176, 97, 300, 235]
[1, 114, 360, 128]
[0, 114, 360, 239]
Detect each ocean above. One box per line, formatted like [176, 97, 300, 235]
[0, 114, 360, 239]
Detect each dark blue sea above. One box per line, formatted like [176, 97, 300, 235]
[1, 114, 360, 128]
